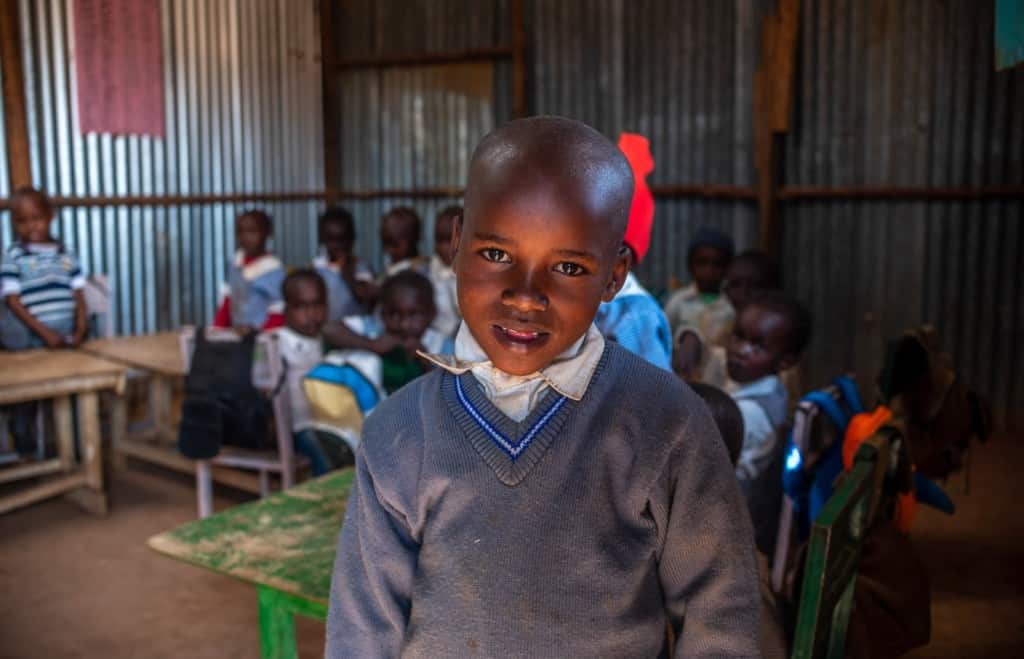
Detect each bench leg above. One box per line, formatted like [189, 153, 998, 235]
[196, 461, 213, 518]
[257, 585, 327, 659]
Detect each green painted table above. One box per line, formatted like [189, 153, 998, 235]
[147, 469, 354, 659]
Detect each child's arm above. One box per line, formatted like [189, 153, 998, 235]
[326, 443, 419, 657]
[657, 406, 760, 657]
[322, 320, 402, 355]
[70, 289, 88, 346]
[3, 295, 66, 348]
[733, 400, 778, 488]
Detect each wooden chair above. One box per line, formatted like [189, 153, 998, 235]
[179, 327, 306, 518]
[790, 427, 901, 659]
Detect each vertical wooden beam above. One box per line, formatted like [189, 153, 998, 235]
[0, 0, 32, 190]
[754, 0, 800, 258]
[319, 0, 340, 203]
[511, 0, 527, 118]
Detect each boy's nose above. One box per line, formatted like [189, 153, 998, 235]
[501, 286, 548, 313]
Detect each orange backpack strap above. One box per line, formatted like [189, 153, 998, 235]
[842, 405, 893, 471]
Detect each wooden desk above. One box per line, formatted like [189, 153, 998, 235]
[148, 469, 354, 659]
[0, 348, 127, 515]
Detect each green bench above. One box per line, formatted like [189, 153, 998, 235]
[148, 469, 354, 659]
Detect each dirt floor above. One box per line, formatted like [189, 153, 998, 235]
[0, 434, 1022, 658]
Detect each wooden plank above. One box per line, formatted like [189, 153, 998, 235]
[148, 469, 356, 604]
[0, 458, 63, 485]
[53, 395, 75, 470]
[511, 0, 527, 118]
[0, 0, 31, 190]
[0, 473, 88, 515]
[78, 392, 103, 491]
[82, 332, 186, 376]
[319, 0, 339, 201]
[336, 46, 513, 71]
[115, 439, 265, 494]
[0, 349, 127, 392]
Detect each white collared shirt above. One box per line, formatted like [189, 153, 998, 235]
[421, 322, 606, 422]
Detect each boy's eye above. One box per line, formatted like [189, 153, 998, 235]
[554, 262, 587, 276]
[479, 248, 511, 264]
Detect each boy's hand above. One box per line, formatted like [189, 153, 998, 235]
[673, 331, 703, 381]
[39, 327, 67, 349]
[370, 334, 402, 355]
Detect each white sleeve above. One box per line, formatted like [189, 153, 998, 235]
[734, 399, 779, 484]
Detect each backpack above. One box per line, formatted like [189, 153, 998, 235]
[300, 350, 384, 453]
[178, 327, 274, 459]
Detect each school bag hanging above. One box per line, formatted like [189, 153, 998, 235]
[300, 350, 385, 454]
[178, 327, 274, 459]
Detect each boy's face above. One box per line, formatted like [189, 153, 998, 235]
[236, 214, 269, 258]
[727, 304, 796, 383]
[284, 279, 327, 337]
[381, 216, 417, 264]
[381, 287, 435, 342]
[320, 220, 354, 262]
[453, 184, 628, 376]
[12, 195, 54, 244]
[434, 215, 456, 266]
[690, 245, 729, 294]
[723, 258, 763, 310]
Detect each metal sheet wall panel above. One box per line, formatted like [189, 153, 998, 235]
[2, 0, 323, 335]
[781, 0, 1024, 426]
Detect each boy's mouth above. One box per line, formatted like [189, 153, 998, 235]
[491, 324, 550, 349]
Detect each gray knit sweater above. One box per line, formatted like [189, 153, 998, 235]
[326, 343, 760, 658]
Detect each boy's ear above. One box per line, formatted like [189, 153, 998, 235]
[450, 216, 464, 272]
[602, 243, 632, 303]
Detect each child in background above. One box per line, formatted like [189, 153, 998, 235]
[327, 117, 758, 658]
[313, 207, 375, 322]
[380, 206, 428, 277]
[726, 290, 812, 557]
[337, 270, 452, 394]
[0, 187, 88, 350]
[213, 209, 285, 332]
[662, 226, 735, 348]
[691, 381, 789, 659]
[428, 205, 461, 339]
[594, 132, 672, 371]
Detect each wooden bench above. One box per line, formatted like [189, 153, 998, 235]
[148, 468, 354, 659]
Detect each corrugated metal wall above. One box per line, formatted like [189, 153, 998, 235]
[781, 0, 1024, 425]
[0, 0, 324, 335]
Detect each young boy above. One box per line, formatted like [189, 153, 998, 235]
[427, 205, 461, 339]
[213, 209, 285, 331]
[662, 226, 735, 349]
[380, 206, 428, 277]
[723, 248, 781, 312]
[0, 188, 88, 350]
[726, 291, 811, 556]
[326, 117, 758, 658]
[313, 206, 375, 322]
[594, 132, 672, 371]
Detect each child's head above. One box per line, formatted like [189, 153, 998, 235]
[687, 227, 735, 294]
[380, 207, 421, 264]
[10, 187, 55, 244]
[433, 205, 461, 267]
[236, 209, 272, 258]
[727, 291, 811, 384]
[379, 270, 436, 342]
[453, 116, 633, 376]
[723, 249, 780, 310]
[691, 382, 744, 466]
[282, 269, 327, 337]
[319, 207, 355, 262]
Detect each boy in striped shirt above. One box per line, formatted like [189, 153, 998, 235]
[0, 187, 87, 350]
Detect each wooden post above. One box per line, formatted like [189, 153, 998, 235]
[52, 395, 75, 471]
[511, 0, 527, 118]
[319, 0, 340, 203]
[0, 0, 32, 189]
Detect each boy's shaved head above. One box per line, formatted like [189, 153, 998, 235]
[465, 116, 633, 254]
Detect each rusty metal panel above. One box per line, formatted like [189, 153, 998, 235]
[3, 0, 323, 335]
[781, 0, 1024, 426]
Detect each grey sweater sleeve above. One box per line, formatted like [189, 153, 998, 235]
[325, 442, 420, 658]
[654, 399, 762, 658]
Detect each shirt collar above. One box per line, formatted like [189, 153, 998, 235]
[727, 374, 781, 399]
[420, 322, 605, 402]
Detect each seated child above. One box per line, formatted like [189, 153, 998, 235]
[594, 132, 672, 371]
[691, 382, 789, 659]
[662, 226, 735, 349]
[0, 187, 88, 350]
[313, 206, 375, 322]
[428, 205, 462, 339]
[213, 209, 285, 331]
[726, 291, 811, 556]
[338, 270, 452, 395]
[326, 116, 759, 658]
[380, 206, 428, 277]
